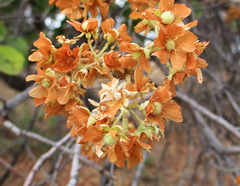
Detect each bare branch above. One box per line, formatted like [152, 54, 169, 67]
[3, 120, 113, 179]
[177, 92, 240, 139]
[131, 150, 148, 186]
[224, 91, 240, 117]
[0, 157, 25, 178]
[67, 137, 82, 186]
[23, 133, 71, 186]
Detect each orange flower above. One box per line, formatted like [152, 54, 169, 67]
[49, 0, 59, 5]
[120, 41, 151, 73]
[61, 0, 83, 20]
[26, 68, 57, 104]
[89, 78, 129, 119]
[53, 0, 83, 20]
[153, 24, 197, 70]
[184, 41, 209, 84]
[57, 82, 86, 105]
[158, 0, 191, 25]
[83, 0, 109, 18]
[81, 143, 101, 162]
[43, 101, 69, 119]
[130, 8, 158, 35]
[126, 68, 154, 100]
[53, 44, 80, 72]
[128, 0, 159, 12]
[163, 71, 186, 97]
[235, 175, 240, 184]
[28, 32, 54, 70]
[67, 18, 98, 34]
[145, 86, 183, 131]
[104, 52, 123, 72]
[101, 18, 132, 43]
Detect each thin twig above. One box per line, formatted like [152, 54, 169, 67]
[3, 120, 113, 179]
[0, 157, 25, 178]
[224, 90, 240, 117]
[177, 92, 240, 139]
[23, 133, 71, 186]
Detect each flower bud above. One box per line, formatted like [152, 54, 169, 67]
[144, 48, 151, 59]
[138, 125, 147, 132]
[161, 11, 175, 24]
[87, 114, 96, 127]
[155, 10, 161, 17]
[42, 78, 52, 88]
[82, 21, 89, 31]
[104, 133, 116, 145]
[152, 101, 162, 115]
[132, 51, 141, 60]
[139, 101, 149, 110]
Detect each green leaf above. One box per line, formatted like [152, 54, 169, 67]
[6, 36, 29, 57]
[0, 22, 7, 42]
[0, 45, 25, 75]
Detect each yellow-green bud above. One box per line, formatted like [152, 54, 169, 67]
[139, 101, 149, 110]
[132, 51, 141, 60]
[144, 48, 151, 59]
[138, 126, 147, 132]
[82, 21, 88, 31]
[155, 10, 161, 17]
[143, 19, 149, 25]
[148, 20, 154, 27]
[161, 11, 175, 24]
[152, 102, 162, 115]
[104, 133, 116, 145]
[42, 78, 52, 88]
[107, 34, 115, 43]
[87, 114, 96, 127]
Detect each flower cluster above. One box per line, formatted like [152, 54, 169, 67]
[27, 0, 208, 168]
[49, 0, 111, 19]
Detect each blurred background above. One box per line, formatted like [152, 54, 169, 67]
[0, 0, 240, 185]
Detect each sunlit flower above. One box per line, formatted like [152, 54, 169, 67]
[28, 32, 55, 70]
[53, 44, 80, 72]
[145, 86, 183, 131]
[153, 24, 197, 70]
[120, 41, 152, 73]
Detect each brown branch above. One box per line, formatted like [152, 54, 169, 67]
[0, 157, 25, 178]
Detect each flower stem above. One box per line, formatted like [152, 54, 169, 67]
[155, 26, 160, 38]
[87, 38, 97, 58]
[122, 117, 128, 132]
[128, 108, 143, 127]
[112, 107, 125, 127]
[97, 42, 110, 58]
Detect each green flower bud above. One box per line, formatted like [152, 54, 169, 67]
[104, 133, 116, 145]
[132, 51, 141, 60]
[42, 78, 52, 88]
[82, 21, 88, 31]
[155, 10, 161, 17]
[87, 114, 96, 127]
[138, 125, 147, 132]
[139, 101, 149, 110]
[152, 102, 162, 115]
